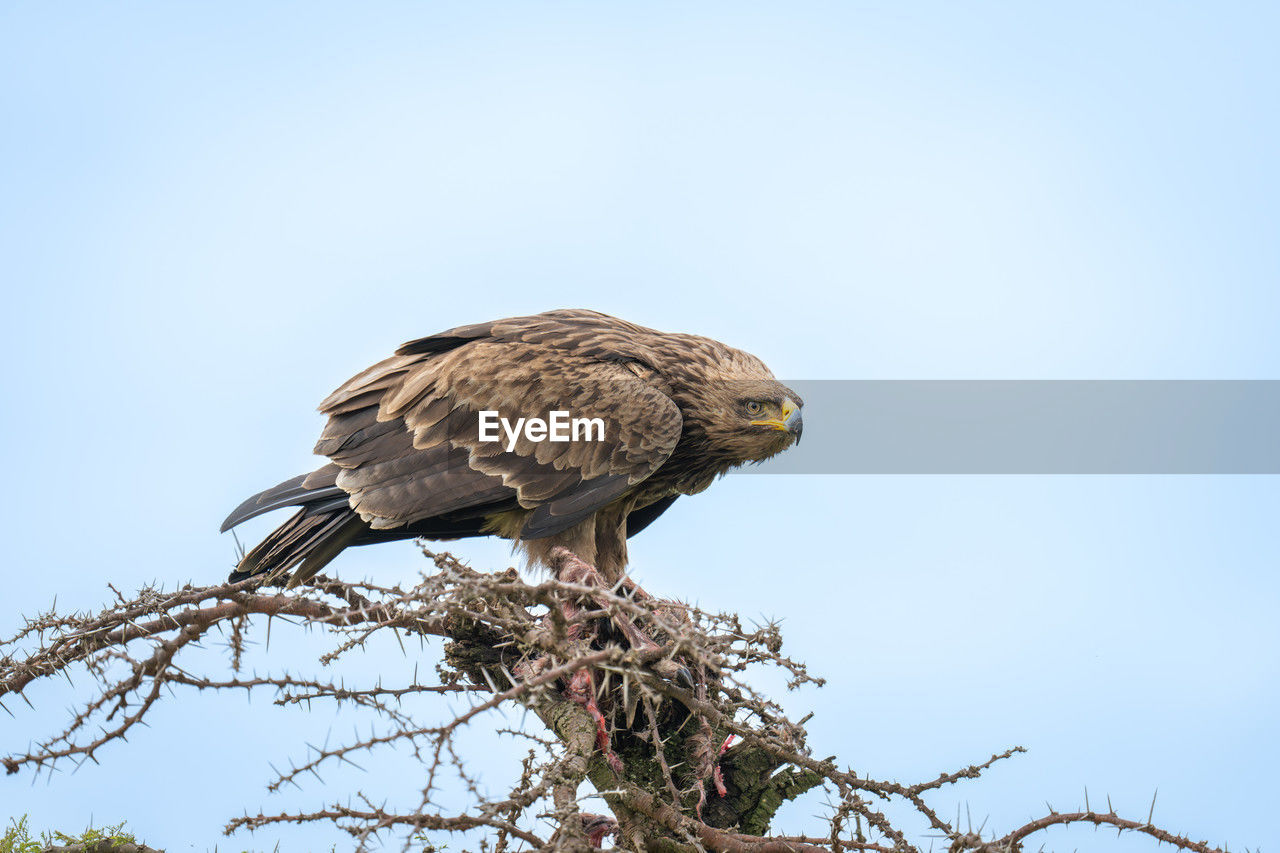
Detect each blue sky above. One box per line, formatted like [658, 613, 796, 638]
[2, 3, 1277, 850]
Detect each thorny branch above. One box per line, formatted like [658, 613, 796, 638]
[1, 546, 1237, 853]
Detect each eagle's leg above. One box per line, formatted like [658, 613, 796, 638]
[548, 547, 690, 684]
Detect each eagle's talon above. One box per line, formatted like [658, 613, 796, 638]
[675, 663, 695, 689]
[648, 657, 694, 688]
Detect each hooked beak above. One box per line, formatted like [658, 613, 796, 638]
[751, 398, 803, 443]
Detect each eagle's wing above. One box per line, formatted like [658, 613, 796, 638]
[315, 330, 683, 540]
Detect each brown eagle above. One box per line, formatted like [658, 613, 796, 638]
[222, 309, 803, 587]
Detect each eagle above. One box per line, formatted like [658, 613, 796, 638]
[222, 309, 803, 588]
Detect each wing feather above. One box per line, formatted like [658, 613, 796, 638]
[306, 311, 683, 541]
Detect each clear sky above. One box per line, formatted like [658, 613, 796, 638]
[2, 3, 1277, 851]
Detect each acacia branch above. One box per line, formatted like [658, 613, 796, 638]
[0, 548, 1239, 853]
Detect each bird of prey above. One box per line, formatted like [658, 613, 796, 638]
[222, 309, 803, 588]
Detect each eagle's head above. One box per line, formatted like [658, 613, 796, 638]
[679, 376, 804, 467]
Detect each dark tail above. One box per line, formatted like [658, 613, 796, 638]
[223, 466, 367, 587]
[221, 466, 347, 532]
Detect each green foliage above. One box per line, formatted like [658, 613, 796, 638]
[2, 816, 138, 852]
[1, 817, 41, 853]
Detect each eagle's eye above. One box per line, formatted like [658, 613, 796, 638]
[744, 400, 764, 416]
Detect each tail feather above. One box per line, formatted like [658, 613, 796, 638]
[229, 509, 367, 586]
[221, 467, 345, 533]
[288, 514, 368, 588]
[302, 495, 357, 517]
[223, 463, 499, 587]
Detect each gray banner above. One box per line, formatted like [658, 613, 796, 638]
[746, 381, 1280, 474]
